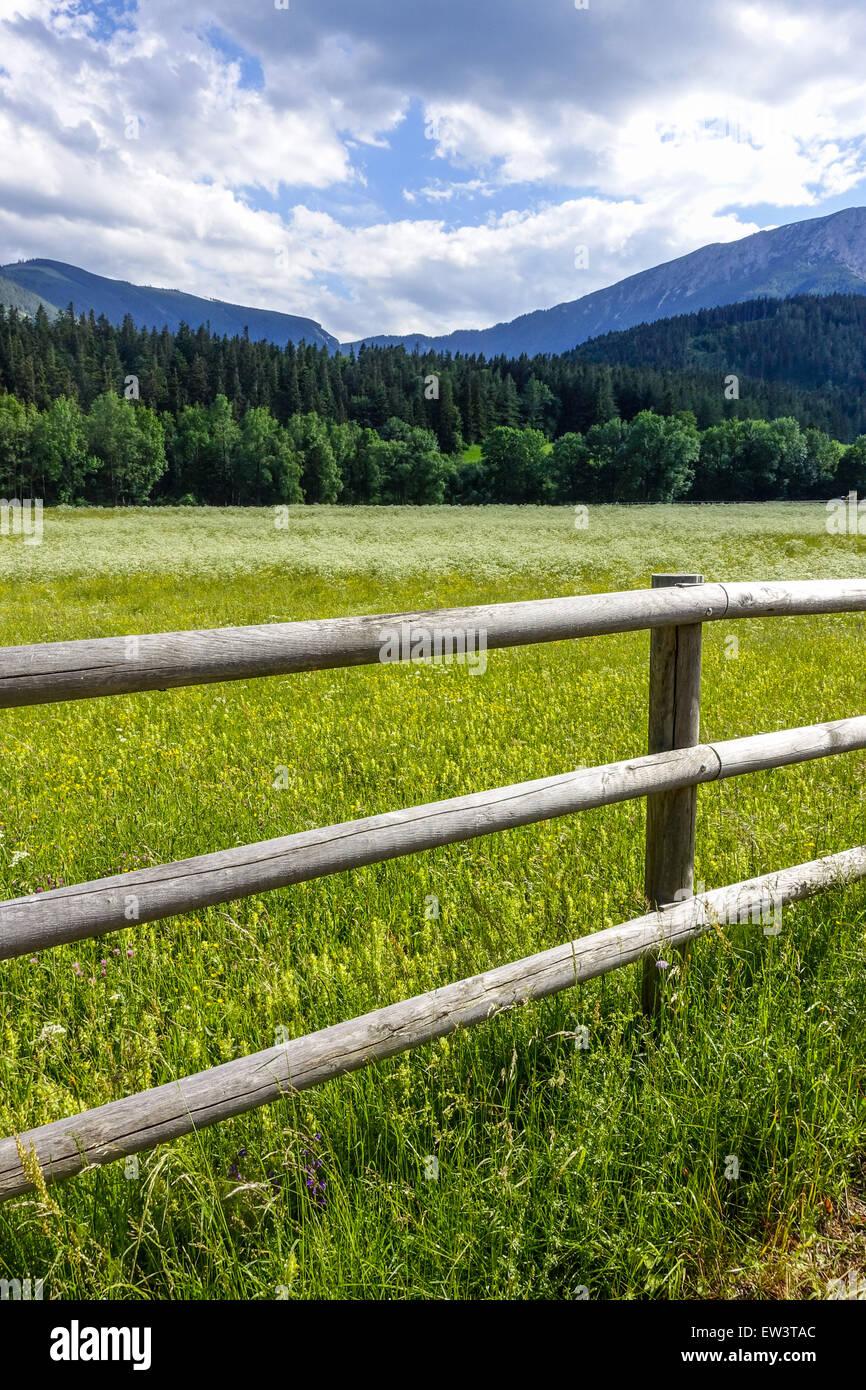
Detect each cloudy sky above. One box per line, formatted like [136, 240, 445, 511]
[0, 0, 864, 341]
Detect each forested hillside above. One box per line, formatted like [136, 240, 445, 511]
[1, 300, 865, 506]
[1, 300, 855, 439]
[0, 259, 338, 351]
[572, 293, 866, 438]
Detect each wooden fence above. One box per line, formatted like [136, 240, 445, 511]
[1, 575, 865, 1201]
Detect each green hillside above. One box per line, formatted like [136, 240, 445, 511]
[0, 273, 59, 320]
[571, 292, 866, 398]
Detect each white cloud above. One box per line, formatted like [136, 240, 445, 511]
[0, 0, 865, 340]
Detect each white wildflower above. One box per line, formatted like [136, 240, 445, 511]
[39, 1023, 66, 1042]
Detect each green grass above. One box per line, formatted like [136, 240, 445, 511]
[461, 442, 552, 465]
[1, 503, 865, 1299]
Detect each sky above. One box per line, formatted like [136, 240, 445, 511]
[0, 0, 865, 342]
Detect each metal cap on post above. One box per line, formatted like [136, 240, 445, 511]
[642, 573, 704, 1015]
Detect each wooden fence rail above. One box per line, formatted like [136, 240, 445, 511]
[2, 578, 866, 709]
[2, 716, 865, 961]
[1, 573, 865, 1200]
[2, 847, 864, 1202]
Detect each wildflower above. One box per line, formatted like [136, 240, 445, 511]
[39, 1023, 66, 1042]
[301, 1134, 328, 1208]
[656, 959, 670, 970]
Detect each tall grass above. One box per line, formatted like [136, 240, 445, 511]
[0, 504, 864, 1298]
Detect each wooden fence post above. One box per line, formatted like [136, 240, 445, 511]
[641, 573, 704, 1015]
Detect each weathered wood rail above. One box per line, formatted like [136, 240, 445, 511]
[2, 578, 865, 708]
[1, 716, 864, 961]
[1, 574, 864, 1200]
[2, 847, 863, 1201]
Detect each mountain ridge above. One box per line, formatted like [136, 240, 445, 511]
[0, 258, 339, 352]
[3, 207, 866, 360]
[343, 207, 866, 356]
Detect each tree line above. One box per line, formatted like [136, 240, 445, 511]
[0, 298, 855, 458]
[2, 386, 864, 506]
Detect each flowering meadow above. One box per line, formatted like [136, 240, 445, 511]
[0, 503, 865, 1299]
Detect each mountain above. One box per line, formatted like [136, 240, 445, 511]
[343, 207, 866, 357]
[7, 206, 866, 362]
[0, 259, 338, 351]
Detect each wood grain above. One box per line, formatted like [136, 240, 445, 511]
[2, 715, 865, 961]
[642, 574, 703, 1014]
[2, 845, 863, 1201]
[2, 579, 865, 709]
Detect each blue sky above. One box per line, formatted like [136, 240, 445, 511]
[1, 0, 865, 340]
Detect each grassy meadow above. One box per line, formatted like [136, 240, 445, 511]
[1, 502, 865, 1300]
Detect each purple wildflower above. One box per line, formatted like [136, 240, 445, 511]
[300, 1134, 328, 1208]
